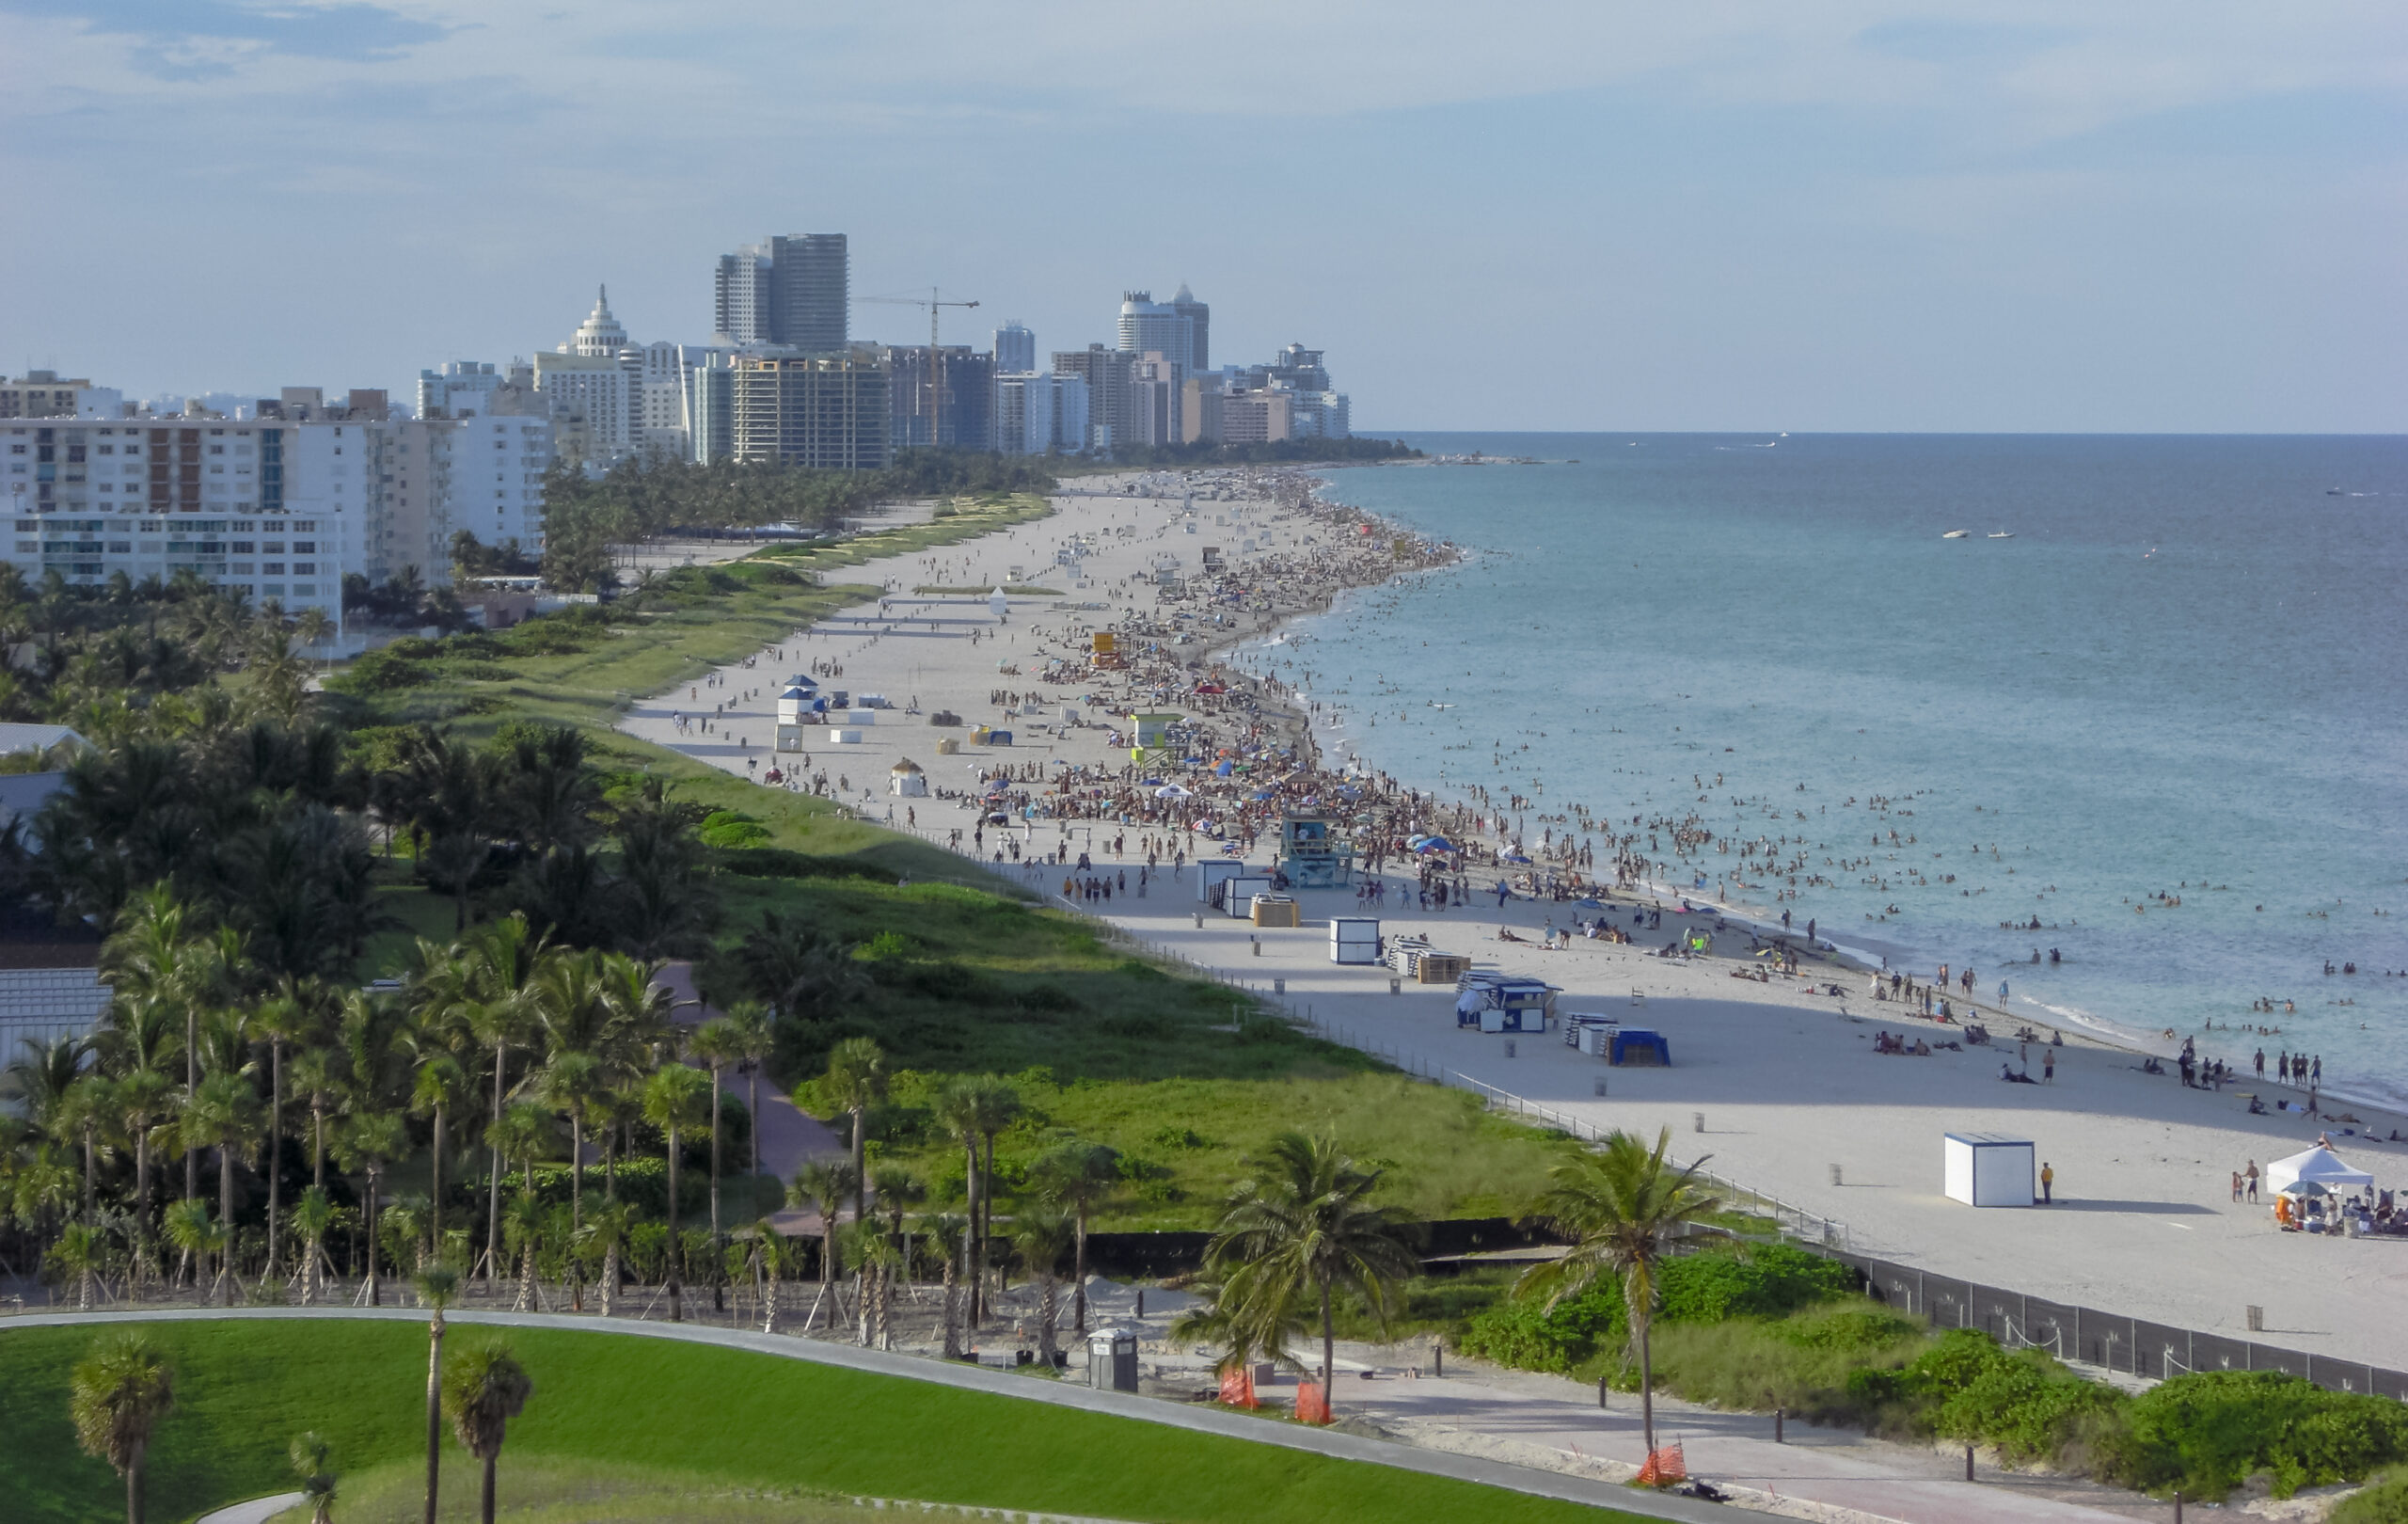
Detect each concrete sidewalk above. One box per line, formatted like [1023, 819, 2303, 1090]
[653, 960, 847, 1235]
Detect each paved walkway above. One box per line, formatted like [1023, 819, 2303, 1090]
[8, 1308, 1731, 1524]
[653, 960, 847, 1235]
[192, 1494, 303, 1524]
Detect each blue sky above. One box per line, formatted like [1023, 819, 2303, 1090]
[2, 2, 2400, 431]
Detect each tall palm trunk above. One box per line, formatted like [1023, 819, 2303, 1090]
[428, 1103, 444, 1271]
[707, 1072, 723, 1312]
[481, 1453, 499, 1524]
[127, 1445, 147, 1524]
[311, 1101, 325, 1190]
[78, 1119, 96, 1310]
[219, 1144, 238, 1306]
[1037, 1274, 1059, 1365]
[484, 1040, 506, 1287]
[266, 1040, 284, 1279]
[1636, 1298, 1656, 1456]
[665, 1122, 683, 1323]
[365, 1168, 382, 1307]
[941, 1250, 961, 1359]
[132, 1126, 151, 1300]
[1321, 1280, 1336, 1405]
[567, 1108, 584, 1312]
[185, 1010, 198, 1205]
[962, 1138, 982, 1325]
[1071, 1203, 1090, 1334]
[599, 1245, 619, 1317]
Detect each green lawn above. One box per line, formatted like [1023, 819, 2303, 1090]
[0, 1319, 1644, 1524]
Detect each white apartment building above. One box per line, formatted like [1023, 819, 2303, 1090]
[5, 417, 363, 621]
[375, 413, 553, 585]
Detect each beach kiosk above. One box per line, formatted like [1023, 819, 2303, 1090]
[1943, 1134, 2036, 1207]
[774, 683, 819, 752]
[1196, 860, 1243, 905]
[888, 759, 928, 798]
[1455, 974, 1556, 1033]
[1275, 810, 1355, 889]
[1329, 917, 1380, 964]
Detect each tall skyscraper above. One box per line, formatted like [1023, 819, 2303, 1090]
[711, 233, 849, 353]
[769, 234, 848, 354]
[993, 322, 1036, 374]
[714, 246, 773, 344]
[1169, 284, 1209, 373]
[1116, 291, 1194, 375]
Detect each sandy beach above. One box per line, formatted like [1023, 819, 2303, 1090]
[617, 469, 2408, 1377]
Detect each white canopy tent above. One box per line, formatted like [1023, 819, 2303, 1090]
[2265, 1145, 2374, 1196]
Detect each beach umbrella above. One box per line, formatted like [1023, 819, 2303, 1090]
[1154, 784, 1192, 800]
[1415, 837, 1454, 853]
[1213, 761, 1234, 776]
[2278, 1180, 2334, 1198]
[1503, 851, 1533, 865]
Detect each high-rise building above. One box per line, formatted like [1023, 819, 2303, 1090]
[992, 322, 1036, 375]
[1053, 344, 1133, 452]
[725, 355, 888, 470]
[1169, 284, 1210, 373]
[713, 234, 849, 353]
[377, 411, 554, 584]
[714, 245, 773, 344]
[1126, 352, 1181, 448]
[1116, 290, 1195, 376]
[1, 373, 108, 420]
[1268, 343, 1329, 392]
[770, 235, 848, 354]
[994, 373, 1089, 456]
[1219, 390, 1293, 445]
[881, 346, 993, 451]
[536, 288, 642, 462]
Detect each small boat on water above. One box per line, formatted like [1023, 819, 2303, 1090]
[1941, 530, 1972, 539]
[1988, 532, 2015, 539]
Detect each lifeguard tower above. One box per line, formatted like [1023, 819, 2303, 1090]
[1090, 630, 1124, 669]
[1127, 712, 1180, 767]
[1275, 810, 1354, 889]
[775, 676, 820, 753]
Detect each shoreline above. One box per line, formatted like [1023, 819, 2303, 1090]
[1244, 468, 2407, 1124]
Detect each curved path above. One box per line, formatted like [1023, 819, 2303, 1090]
[6, 1307, 1727, 1524]
[193, 1495, 302, 1524]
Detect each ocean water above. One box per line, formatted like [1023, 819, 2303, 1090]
[1243, 433, 2408, 1109]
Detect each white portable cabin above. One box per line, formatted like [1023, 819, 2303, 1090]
[1943, 1134, 2036, 1207]
[888, 759, 928, 797]
[1563, 1012, 1619, 1056]
[1330, 917, 1380, 964]
[1196, 860, 1244, 904]
[1223, 876, 1274, 917]
[826, 728, 864, 745]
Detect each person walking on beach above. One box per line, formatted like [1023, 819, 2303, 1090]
[2040, 1162, 2054, 1205]
[2232, 1171, 2244, 1203]
[2255, 1048, 2265, 1080]
[2245, 1161, 2259, 1202]
[2043, 1050, 2054, 1084]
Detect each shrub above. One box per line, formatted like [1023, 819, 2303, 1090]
[2336, 1467, 2408, 1524]
[2107, 1371, 2408, 1501]
[1657, 1241, 1857, 1324]
[700, 810, 772, 849]
[1459, 1284, 1622, 1373]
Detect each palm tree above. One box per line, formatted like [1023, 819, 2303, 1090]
[749, 1218, 788, 1333]
[161, 1199, 219, 1300]
[848, 1225, 904, 1350]
[110, 1068, 175, 1298]
[823, 1038, 886, 1234]
[182, 1072, 261, 1305]
[575, 1201, 634, 1317]
[1009, 1209, 1074, 1367]
[290, 1432, 337, 1524]
[502, 1192, 547, 1311]
[689, 1020, 744, 1266]
[70, 1330, 175, 1524]
[936, 1075, 1021, 1326]
[289, 1048, 341, 1193]
[1029, 1138, 1120, 1333]
[59, 1073, 115, 1310]
[335, 1110, 407, 1307]
[410, 1053, 467, 1268]
[462, 915, 548, 1291]
[724, 1003, 774, 1180]
[251, 981, 326, 1280]
[1514, 1127, 1719, 1459]
[789, 1157, 858, 1331]
[97, 884, 205, 1206]
[415, 1266, 459, 1524]
[291, 1185, 335, 1305]
[1195, 1131, 1418, 1420]
[642, 1064, 711, 1323]
[487, 1100, 555, 1206]
[443, 1341, 532, 1524]
[923, 1211, 970, 1359]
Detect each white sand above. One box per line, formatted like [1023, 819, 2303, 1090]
[618, 472, 2408, 1377]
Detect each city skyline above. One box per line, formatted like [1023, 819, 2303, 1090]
[2, 4, 2401, 432]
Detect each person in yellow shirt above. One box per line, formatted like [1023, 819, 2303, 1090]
[2040, 1162, 2054, 1205]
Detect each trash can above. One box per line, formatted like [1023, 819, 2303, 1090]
[1087, 1326, 1140, 1392]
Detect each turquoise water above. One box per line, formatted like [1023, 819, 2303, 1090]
[1245, 433, 2408, 1108]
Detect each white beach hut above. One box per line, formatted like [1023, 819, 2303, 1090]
[990, 587, 1009, 619]
[1942, 1134, 2035, 1207]
[2264, 1145, 2374, 1197]
[889, 759, 928, 798]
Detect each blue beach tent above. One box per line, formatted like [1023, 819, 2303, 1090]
[1609, 1028, 1671, 1067]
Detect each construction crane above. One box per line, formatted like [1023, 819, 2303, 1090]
[859, 287, 979, 450]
